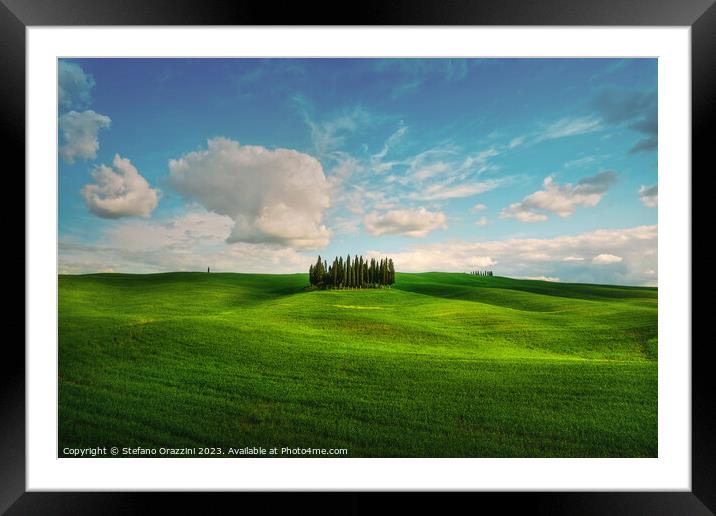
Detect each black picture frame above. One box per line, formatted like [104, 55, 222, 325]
[5, 1, 709, 513]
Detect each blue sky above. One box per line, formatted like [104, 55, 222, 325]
[58, 58, 658, 285]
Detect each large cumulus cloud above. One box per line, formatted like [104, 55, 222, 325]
[59, 110, 111, 164]
[58, 61, 95, 110]
[169, 138, 331, 249]
[82, 154, 159, 218]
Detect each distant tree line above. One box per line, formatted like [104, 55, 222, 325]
[309, 255, 395, 289]
[470, 270, 493, 276]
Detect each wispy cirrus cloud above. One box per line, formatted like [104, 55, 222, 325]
[293, 95, 391, 159]
[371, 140, 505, 202]
[375, 59, 471, 97]
[370, 123, 408, 168]
[535, 116, 602, 142]
[564, 156, 597, 168]
[412, 179, 503, 201]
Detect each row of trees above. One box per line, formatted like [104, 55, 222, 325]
[309, 255, 395, 289]
[470, 270, 494, 276]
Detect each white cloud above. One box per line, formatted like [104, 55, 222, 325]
[564, 156, 596, 168]
[367, 248, 496, 272]
[367, 225, 657, 286]
[331, 216, 362, 235]
[639, 184, 658, 208]
[363, 208, 447, 237]
[500, 171, 617, 222]
[58, 61, 95, 110]
[409, 162, 452, 183]
[291, 99, 506, 215]
[500, 203, 549, 222]
[82, 154, 160, 219]
[59, 110, 111, 164]
[294, 98, 383, 158]
[475, 217, 489, 226]
[470, 256, 497, 268]
[58, 209, 314, 274]
[538, 116, 602, 141]
[518, 276, 560, 282]
[371, 123, 407, 165]
[381, 145, 458, 182]
[563, 255, 585, 262]
[592, 253, 623, 264]
[59, 216, 658, 286]
[412, 179, 502, 201]
[101, 209, 232, 253]
[309, 111, 363, 155]
[370, 144, 503, 205]
[471, 203, 487, 212]
[376, 59, 471, 97]
[391, 80, 422, 98]
[169, 138, 330, 249]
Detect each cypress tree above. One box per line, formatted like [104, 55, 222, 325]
[316, 255, 324, 285]
[338, 256, 344, 288]
[352, 258, 357, 288]
[307, 254, 397, 290]
[358, 256, 364, 288]
[348, 259, 352, 288]
[346, 255, 352, 289]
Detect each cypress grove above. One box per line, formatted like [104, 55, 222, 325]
[308, 255, 395, 289]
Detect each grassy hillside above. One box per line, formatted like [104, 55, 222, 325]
[58, 272, 657, 457]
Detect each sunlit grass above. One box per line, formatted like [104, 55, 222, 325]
[59, 272, 657, 457]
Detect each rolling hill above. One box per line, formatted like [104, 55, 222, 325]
[58, 272, 657, 457]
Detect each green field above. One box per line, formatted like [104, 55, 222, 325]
[58, 272, 658, 457]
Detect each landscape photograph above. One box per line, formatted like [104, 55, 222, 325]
[58, 57, 658, 458]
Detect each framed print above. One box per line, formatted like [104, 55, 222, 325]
[5, 0, 711, 513]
